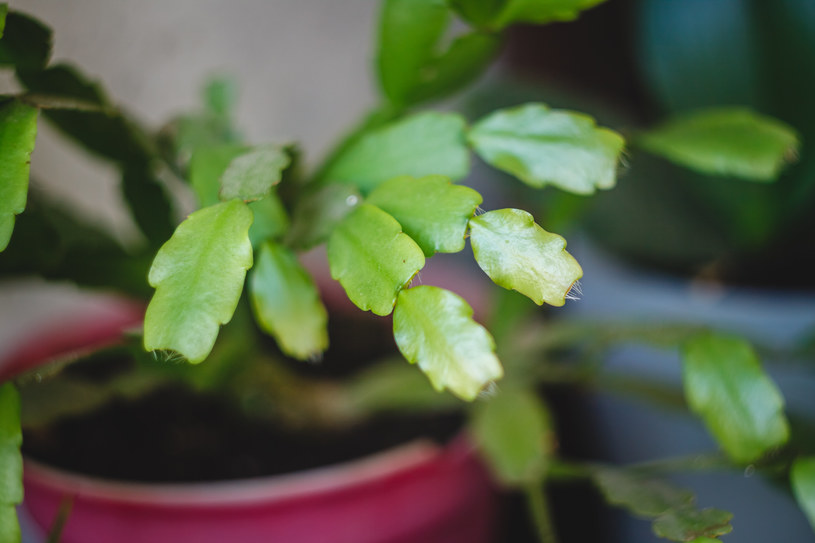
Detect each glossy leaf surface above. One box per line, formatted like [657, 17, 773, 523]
[327, 204, 424, 316]
[469, 103, 624, 194]
[638, 108, 799, 181]
[0, 383, 22, 543]
[0, 100, 38, 251]
[377, 0, 449, 106]
[469, 209, 582, 306]
[323, 112, 470, 193]
[220, 144, 289, 202]
[791, 457, 815, 532]
[592, 467, 694, 517]
[652, 506, 733, 541]
[682, 333, 789, 463]
[393, 286, 502, 400]
[470, 388, 551, 484]
[145, 200, 253, 363]
[249, 241, 328, 360]
[366, 175, 482, 256]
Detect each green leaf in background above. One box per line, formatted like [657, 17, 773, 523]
[448, 0, 506, 26]
[377, 0, 450, 106]
[652, 506, 733, 542]
[469, 208, 582, 306]
[219, 144, 290, 202]
[0, 10, 52, 70]
[637, 108, 799, 181]
[469, 103, 624, 194]
[247, 195, 289, 247]
[0, 383, 22, 543]
[592, 467, 694, 518]
[327, 204, 424, 316]
[682, 333, 790, 463]
[204, 76, 237, 118]
[470, 388, 552, 484]
[249, 241, 328, 360]
[189, 144, 250, 207]
[0, 100, 38, 252]
[285, 184, 361, 250]
[121, 162, 176, 247]
[791, 456, 815, 533]
[0, 4, 7, 38]
[393, 285, 502, 401]
[491, 0, 608, 28]
[323, 112, 470, 193]
[366, 175, 482, 256]
[144, 200, 253, 363]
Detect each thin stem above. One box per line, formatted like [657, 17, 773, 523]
[524, 481, 559, 543]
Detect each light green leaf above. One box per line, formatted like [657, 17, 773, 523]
[652, 506, 733, 542]
[327, 204, 424, 316]
[492, 0, 608, 28]
[323, 112, 470, 193]
[219, 144, 290, 202]
[469, 208, 582, 306]
[592, 467, 694, 518]
[247, 194, 289, 247]
[249, 241, 328, 360]
[637, 108, 799, 181]
[189, 144, 249, 207]
[0, 100, 38, 252]
[366, 175, 482, 256]
[469, 103, 624, 194]
[0, 4, 7, 39]
[470, 388, 552, 484]
[286, 184, 361, 250]
[447, 0, 506, 26]
[144, 200, 253, 363]
[0, 383, 22, 543]
[0, 507, 20, 543]
[791, 456, 815, 533]
[682, 333, 789, 463]
[393, 285, 502, 400]
[377, 0, 450, 106]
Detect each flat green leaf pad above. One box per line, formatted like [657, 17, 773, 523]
[189, 144, 250, 207]
[637, 108, 799, 181]
[220, 144, 290, 202]
[469, 208, 582, 306]
[792, 457, 815, 533]
[682, 333, 789, 463]
[469, 103, 624, 194]
[145, 200, 253, 363]
[592, 467, 694, 518]
[652, 506, 733, 541]
[366, 175, 482, 256]
[249, 241, 328, 360]
[323, 112, 470, 193]
[328, 204, 424, 316]
[393, 286, 503, 400]
[0, 100, 38, 251]
[0, 383, 22, 543]
[492, 0, 608, 28]
[470, 389, 552, 484]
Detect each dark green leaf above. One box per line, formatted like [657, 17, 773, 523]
[0, 382, 21, 449]
[469, 103, 624, 194]
[637, 108, 799, 181]
[0, 100, 38, 251]
[247, 194, 289, 247]
[285, 184, 361, 250]
[144, 200, 254, 363]
[219, 144, 290, 202]
[791, 456, 815, 533]
[0, 11, 52, 70]
[327, 204, 424, 316]
[189, 144, 250, 207]
[652, 506, 733, 542]
[592, 467, 694, 518]
[492, 0, 608, 28]
[323, 112, 470, 193]
[377, 0, 450, 106]
[448, 0, 506, 26]
[470, 388, 551, 484]
[121, 162, 176, 247]
[366, 175, 482, 256]
[249, 241, 328, 360]
[469, 209, 582, 306]
[682, 333, 789, 463]
[0, 4, 7, 39]
[393, 285, 502, 400]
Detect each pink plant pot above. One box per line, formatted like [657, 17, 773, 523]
[3, 298, 497, 543]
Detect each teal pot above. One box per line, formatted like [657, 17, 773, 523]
[566, 238, 815, 542]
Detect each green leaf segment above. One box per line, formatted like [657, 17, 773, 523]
[144, 200, 254, 363]
[0, 100, 38, 252]
[219, 144, 290, 202]
[0, 383, 22, 543]
[792, 457, 815, 534]
[682, 333, 790, 463]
